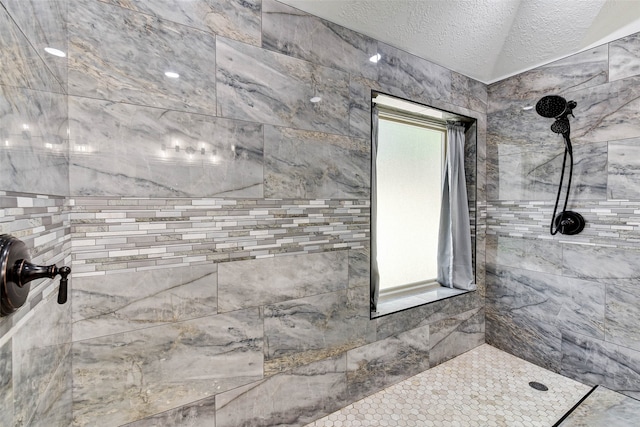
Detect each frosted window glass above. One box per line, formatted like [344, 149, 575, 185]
[376, 119, 443, 290]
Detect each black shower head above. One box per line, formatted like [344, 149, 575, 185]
[551, 119, 570, 135]
[536, 95, 568, 118]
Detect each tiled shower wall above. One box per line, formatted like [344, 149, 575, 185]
[486, 32, 640, 398]
[0, 0, 72, 425]
[2, 0, 487, 426]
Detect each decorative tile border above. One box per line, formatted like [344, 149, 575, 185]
[487, 199, 640, 248]
[70, 197, 370, 276]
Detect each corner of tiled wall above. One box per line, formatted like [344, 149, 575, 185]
[486, 30, 640, 398]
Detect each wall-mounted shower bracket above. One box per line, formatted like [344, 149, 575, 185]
[0, 234, 70, 316]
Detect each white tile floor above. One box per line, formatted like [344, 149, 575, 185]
[307, 344, 592, 427]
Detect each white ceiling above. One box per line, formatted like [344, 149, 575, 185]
[278, 0, 640, 84]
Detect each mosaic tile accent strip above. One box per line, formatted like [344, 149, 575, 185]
[307, 344, 592, 427]
[486, 200, 640, 248]
[70, 197, 370, 276]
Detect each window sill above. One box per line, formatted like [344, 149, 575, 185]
[371, 286, 470, 318]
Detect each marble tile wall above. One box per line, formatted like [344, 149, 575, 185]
[4, 0, 488, 425]
[1, 0, 72, 425]
[1, 0, 69, 197]
[486, 30, 640, 398]
[0, 192, 72, 427]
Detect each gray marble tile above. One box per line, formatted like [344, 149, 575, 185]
[375, 291, 482, 340]
[487, 47, 610, 201]
[0, 339, 12, 427]
[122, 395, 216, 427]
[0, 85, 69, 196]
[69, 0, 217, 115]
[605, 283, 640, 353]
[487, 139, 607, 201]
[264, 125, 370, 199]
[561, 332, 640, 399]
[608, 137, 640, 199]
[376, 43, 452, 106]
[486, 305, 562, 372]
[465, 122, 478, 202]
[476, 114, 487, 202]
[346, 324, 430, 402]
[571, 141, 609, 201]
[2, 0, 68, 91]
[561, 333, 614, 389]
[488, 235, 563, 275]
[263, 289, 372, 376]
[451, 71, 488, 114]
[218, 251, 347, 313]
[348, 75, 383, 140]
[0, 3, 64, 93]
[216, 37, 351, 135]
[73, 264, 218, 341]
[72, 309, 263, 427]
[562, 245, 640, 286]
[486, 141, 540, 201]
[488, 45, 608, 113]
[609, 32, 640, 82]
[429, 307, 485, 367]
[475, 230, 487, 298]
[216, 355, 347, 427]
[486, 265, 604, 340]
[13, 291, 72, 427]
[558, 386, 640, 427]
[29, 350, 73, 427]
[69, 96, 263, 197]
[100, 0, 262, 47]
[348, 245, 370, 289]
[348, 285, 377, 344]
[566, 76, 640, 144]
[262, 0, 378, 80]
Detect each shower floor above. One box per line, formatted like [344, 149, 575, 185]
[306, 344, 593, 427]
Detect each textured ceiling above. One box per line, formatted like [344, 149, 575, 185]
[278, 0, 640, 84]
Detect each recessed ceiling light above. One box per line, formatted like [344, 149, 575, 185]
[164, 71, 180, 79]
[44, 47, 66, 57]
[369, 53, 381, 63]
[310, 96, 322, 103]
[522, 105, 534, 111]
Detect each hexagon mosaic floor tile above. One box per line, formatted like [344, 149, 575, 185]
[307, 344, 592, 427]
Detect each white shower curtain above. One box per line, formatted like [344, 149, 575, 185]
[437, 123, 476, 291]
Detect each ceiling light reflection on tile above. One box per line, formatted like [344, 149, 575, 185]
[164, 71, 180, 79]
[44, 47, 66, 57]
[369, 53, 381, 63]
[310, 96, 322, 103]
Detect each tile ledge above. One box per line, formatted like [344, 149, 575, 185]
[371, 286, 470, 318]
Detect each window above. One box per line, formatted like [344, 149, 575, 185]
[371, 93, 476, 317]
[376, 114, 444, 295]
